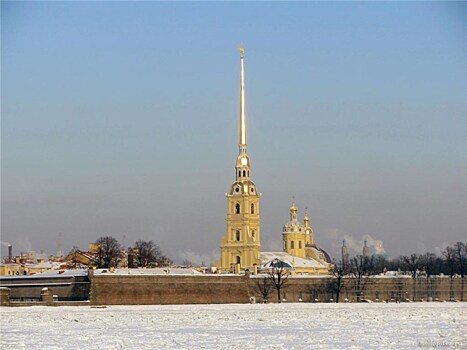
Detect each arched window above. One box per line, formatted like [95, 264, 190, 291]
[251, 230, 255, 238]
[243, 170, 246, 177]
[236, 230, 240, 241]
[251, 203, 255, 214]
[238, 171, 241, 177]
[291, 241, 295, 249]
[236, 256, 241, 264]
[235, 203, 240, 214]
[299, 241, 302, 249]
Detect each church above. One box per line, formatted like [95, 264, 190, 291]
[217, 46, 331, 275]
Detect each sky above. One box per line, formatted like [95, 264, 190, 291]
[1, 1, 466, 265]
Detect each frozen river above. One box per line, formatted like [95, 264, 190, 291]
[1, 303, 465, 349]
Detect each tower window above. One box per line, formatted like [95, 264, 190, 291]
[238, 171, 241, 177]
[235, 203, 240, 214]
[251, 230, 255, 238]
[243, 170, 246, 177]
[299, 241, 302, 249]
[291, 241, 295, 249]
[251, 203, 255, 214]
[236, 230, 240, 241]
[236, 256, 241, 264]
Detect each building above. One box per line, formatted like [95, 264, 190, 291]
[217, 46, 332, 275]
[342, 239, 349, 265]
[281, 202, 331, 265]
[219, 45, 261, 272]
[363, 240, 370, 259]
[0, 263, 24, 276]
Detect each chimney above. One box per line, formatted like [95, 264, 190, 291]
[8, 245, 12, 262]
[341, 240, 349, 266]
[363, 240, 369, 259]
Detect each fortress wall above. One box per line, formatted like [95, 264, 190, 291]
[90, 273, 466, 305]
[90, 274, 251, 305]
[249, 276, 466, 303]
[0, 275, 90, 301]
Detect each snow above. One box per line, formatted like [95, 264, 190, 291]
[1, 303, 465, 349]
[93, 268, 202, 276]
[33, 269, 88, 277]
[261, 251, 327, 268]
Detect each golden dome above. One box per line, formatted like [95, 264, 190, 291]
[290, 201, 298, 213]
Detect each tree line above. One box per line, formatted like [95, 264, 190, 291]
[256, 242, 466, 304]
[68, 236, 171, 269]
[330, 241, 467, 303]
[341, 241, 466, 278]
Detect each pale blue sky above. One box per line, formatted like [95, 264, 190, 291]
[2, 1, 466, 263]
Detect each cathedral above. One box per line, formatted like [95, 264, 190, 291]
[218, 46, 331, 275]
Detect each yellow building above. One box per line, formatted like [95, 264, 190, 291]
[256, 203, 331, 275]
[282, 202, 330, 264]
[218, 47, 331, 275]
[219, 46, 261, 272]
[0, 263, 24, 276]
[282, 202, 313, 258]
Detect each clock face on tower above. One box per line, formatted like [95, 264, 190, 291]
[241, 157, 248, 166]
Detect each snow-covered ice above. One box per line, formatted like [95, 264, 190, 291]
[0, 303, 465, 349]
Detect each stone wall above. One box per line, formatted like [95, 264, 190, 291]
[2, 273, 464, 306]
[90, 274, 251, 305]
[249, 276, 467, 303]
[90, 272, 467, 305]
[0, 275, 90, 301]
[0, 287, 90, 307]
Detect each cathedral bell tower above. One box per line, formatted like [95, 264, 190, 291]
[220, 45, 261, 272]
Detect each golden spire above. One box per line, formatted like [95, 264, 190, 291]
[239, 43, 245, 55]
[304, 207, 310, 227]
[239, 43, 247, 154]
[290, 197, 298, 220]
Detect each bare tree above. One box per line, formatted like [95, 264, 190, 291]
[453, 242, 467, 301]
[349, 255, 372, 302]
[372, 255, 389, 275]
[267, 258, 290, 303]
[454, 242, 467, 278]
[130, 240, 168, 267]
[401, 253, 422, 301]
[387, 256, 404, 272]
[330, 259, 348, 303]
[401, 254, 421, 278]
[256, 277, 272, 303]
[442, 246, 457, 277]
[95, 236, 121, 268]
[419, 252, 443, 277]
